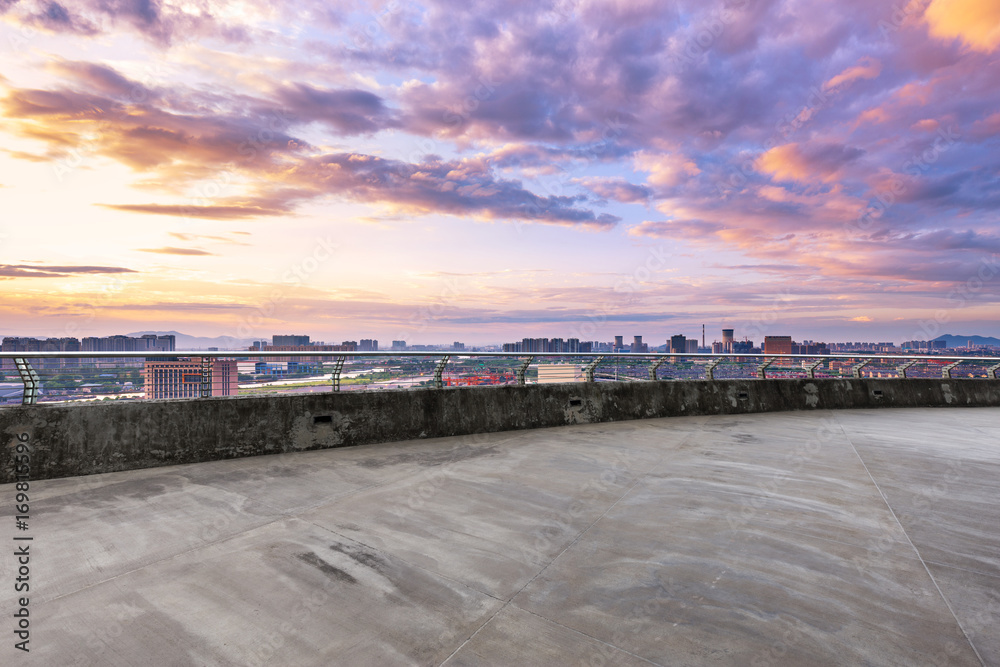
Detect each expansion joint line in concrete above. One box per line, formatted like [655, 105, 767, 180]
[438, 421, 707, 667]
[832, 414, 986, 667]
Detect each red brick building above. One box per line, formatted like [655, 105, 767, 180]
[144, 359, 239, 399]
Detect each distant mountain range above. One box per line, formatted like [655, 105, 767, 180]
[933, 334, 1000, 347]
[127, 331, 257, 350]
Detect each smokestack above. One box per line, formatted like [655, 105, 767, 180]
[702, 324, 705, 348]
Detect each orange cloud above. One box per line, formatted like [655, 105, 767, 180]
[925, 0, 1000, 52]
[137, 247, 217, 256]
[635, 151, 701, 188]
[856, 106, 891, 126]
[971, 111, 1000, 138]
[823, 57, 881, 91]
[756, 142, 863, 184]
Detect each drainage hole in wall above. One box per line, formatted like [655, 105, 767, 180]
[873, 390, 883, 397]
[314, 415, 333, 424]
[737, 392, 749, 400]
[569, 399, 583, 407]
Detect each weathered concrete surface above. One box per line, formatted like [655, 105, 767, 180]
[3, 378, 1000, 482]
[0, 408, 996, 666]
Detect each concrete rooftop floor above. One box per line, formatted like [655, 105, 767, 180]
[3, 407, 999, 666]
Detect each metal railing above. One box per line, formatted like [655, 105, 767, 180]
[1, 350, 998, 406]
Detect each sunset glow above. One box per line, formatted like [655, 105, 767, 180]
[1, 0, 998, 344]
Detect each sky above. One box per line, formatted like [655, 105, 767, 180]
[1, 0, 998, 346]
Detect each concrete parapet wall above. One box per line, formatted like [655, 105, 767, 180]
[3, 378, 999, 482]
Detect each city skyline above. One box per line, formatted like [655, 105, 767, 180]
[4, 328, 997, 351]
[2, 1, 999, 342]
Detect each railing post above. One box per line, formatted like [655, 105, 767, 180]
[584, 356, 605, 382]
[515, 356, 534, 385]
[13, 358, 40, 406]
[896, 360, 918, 379]
[200, 357, 212, 398]
[705, 357, 722, 381]
[433, 356, 451, 389]
[851, 360, 871, 379]
[330, 356, 346, 392]
[989, 362, 1000, 380]
[941, 361, 961, 379]
[757, 358, 773, 379]
[805, 359, 823, 379]
[648, 357, 667, 381]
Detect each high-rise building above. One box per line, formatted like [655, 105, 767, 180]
[359, 339, 379, 352]
[763, 336, 793, 354]
[273, 335, 311, 347]
[1, 336, 82, 370]
[140, 334, 176, 351]
[722, 329, 734, 353]
[670, 335, 687, 353]
[712, 341, 724, 354]
[144, 358, 238, 399]
[391, 340, 406, 350]
[792, 342, 830, 355]
[685, 340, 699, 354]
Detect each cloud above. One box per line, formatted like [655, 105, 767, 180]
[21, 1, 99, 35]
[167, 231, 251, 246]
[46, 60, 151, 99]
[925, 0, 1000, 52]
[0, 263, 137, 277]
[628, 219, 725, 240]
[283, 152, 621, 229]
[756, 142, 864, 183]
[2, 149, 50, 162]
[823, 57, 882, 91]
[136, 247, 217, 256]
[635, 151, 702, 190]
[101, 202, 291, 220]
[3, 0, 1000, 315]
[578, 177, 652, 203]
[1, 0, 254, 45]
[273, 83, 399, 135]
